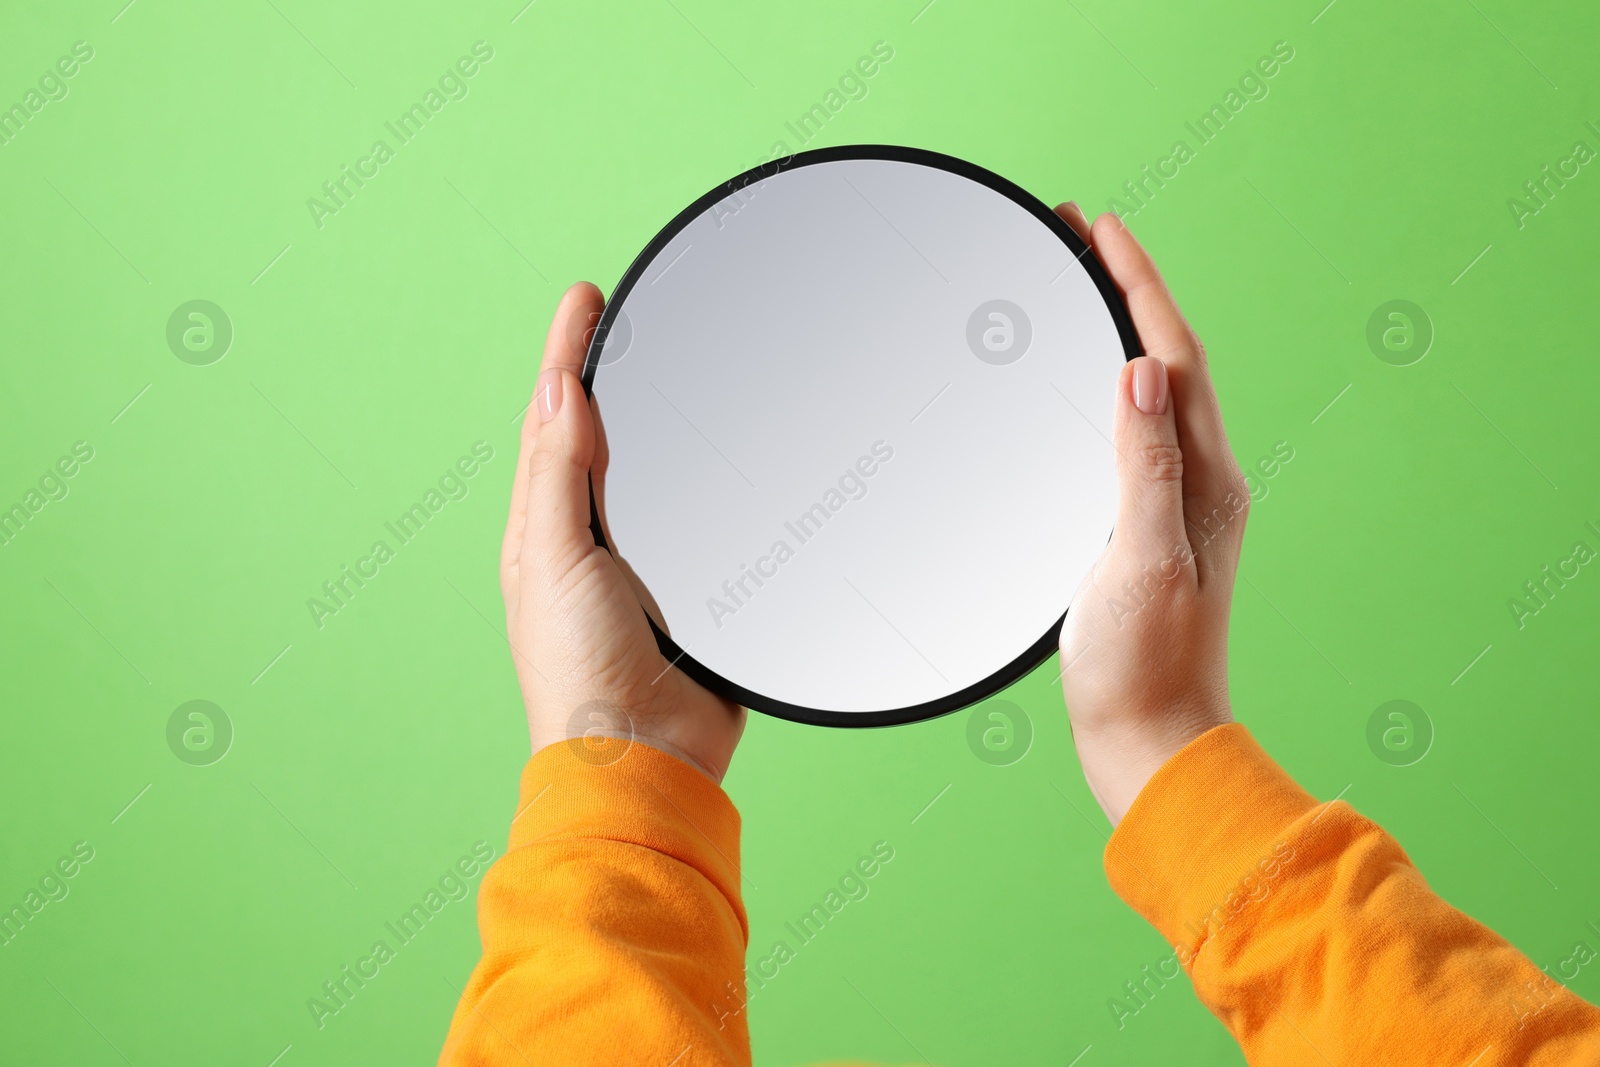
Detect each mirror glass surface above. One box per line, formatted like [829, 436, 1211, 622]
[585, 147, 1134, 726]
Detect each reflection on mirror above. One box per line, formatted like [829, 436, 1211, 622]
[584, 146, 1136, 726]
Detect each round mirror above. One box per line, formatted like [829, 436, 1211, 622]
[583, 145, 1138, 727]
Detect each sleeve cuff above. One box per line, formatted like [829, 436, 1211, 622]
[1104, 723, 1319, 962]
[512, 736, 747, 940]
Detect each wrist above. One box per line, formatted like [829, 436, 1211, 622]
[1072, 703, 1232, 825]
[529, 718, 729, 785]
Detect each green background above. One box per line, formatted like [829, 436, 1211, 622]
[3, 0, 1598, 1063]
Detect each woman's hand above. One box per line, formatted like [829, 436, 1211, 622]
[500, 282, 746, 783]
[1055, 204, 1250, 826]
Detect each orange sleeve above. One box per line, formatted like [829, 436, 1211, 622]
[438, 738, 753, 1066]
[1105, 723, 1600, 1064]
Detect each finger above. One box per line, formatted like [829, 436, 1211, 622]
[1089, 214, 1247, 573]
[502, 283, 606, 605]
[551, 281, 606, 378]
[1089, 214, 1204, 367]
[523, 366, 599, 573]
[1109, 356, 1192, 569]
[1054, 201, 1092, 244]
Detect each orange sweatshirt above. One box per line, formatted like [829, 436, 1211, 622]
[439, 725, 1600, 1065]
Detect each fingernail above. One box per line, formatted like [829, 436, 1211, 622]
[1132, 357, 1168, 416]
[536, 369, 563, 423]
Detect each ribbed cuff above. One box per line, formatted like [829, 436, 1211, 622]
[513, 737, 747, 940]
[1104, 723, 1318, 964]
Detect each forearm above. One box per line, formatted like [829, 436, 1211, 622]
[1106, 724, 1600, 1065]
[440, 738, 751, 1066]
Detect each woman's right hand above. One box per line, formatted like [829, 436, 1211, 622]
[1054, 204, 1252, 826]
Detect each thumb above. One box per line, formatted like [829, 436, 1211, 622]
[524, 367, 599, 569]
[1111, 356, 1188, 561]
